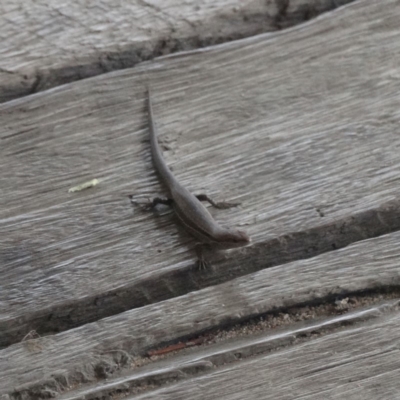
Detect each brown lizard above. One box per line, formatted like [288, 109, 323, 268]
[131, 88, 250, 268]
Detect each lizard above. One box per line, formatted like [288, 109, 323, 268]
[131, 88, 250, 268]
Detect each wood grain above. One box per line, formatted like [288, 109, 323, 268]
[2, 0, 400, 346]
[134, 311, 400, 400]
[0, 0, 350, 103]
[56, 301, 399, 400]
[1, 229, 400, 397]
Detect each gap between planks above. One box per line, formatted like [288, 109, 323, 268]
[1, 198, 400, 349]
[54, 299, 400, 400]
[0, 0, 355, 103]
[2, 228, 400, 398]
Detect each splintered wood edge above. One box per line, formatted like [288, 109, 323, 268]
[0, 0, 352, 102]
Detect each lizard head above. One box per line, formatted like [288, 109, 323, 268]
[218, 228, 251, 244]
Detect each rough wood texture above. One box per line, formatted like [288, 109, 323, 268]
[0, 0, 351, 103]
[1, 230, 400, 397]
[134, 311, 400, 400]
[57, 301, 400, 400]
[2, 0, 400, 347]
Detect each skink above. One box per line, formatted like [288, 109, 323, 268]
[134, 88, 250, 268]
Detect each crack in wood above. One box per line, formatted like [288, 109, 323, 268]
[2, 198, 400, 349]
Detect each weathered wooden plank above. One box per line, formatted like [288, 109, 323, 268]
[55, 301, 400, 400]
[2, 0, 400, 346]
[1, 230, 400, 398]
[133, 311, 400, 400]
[0, 0, 351, 103]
